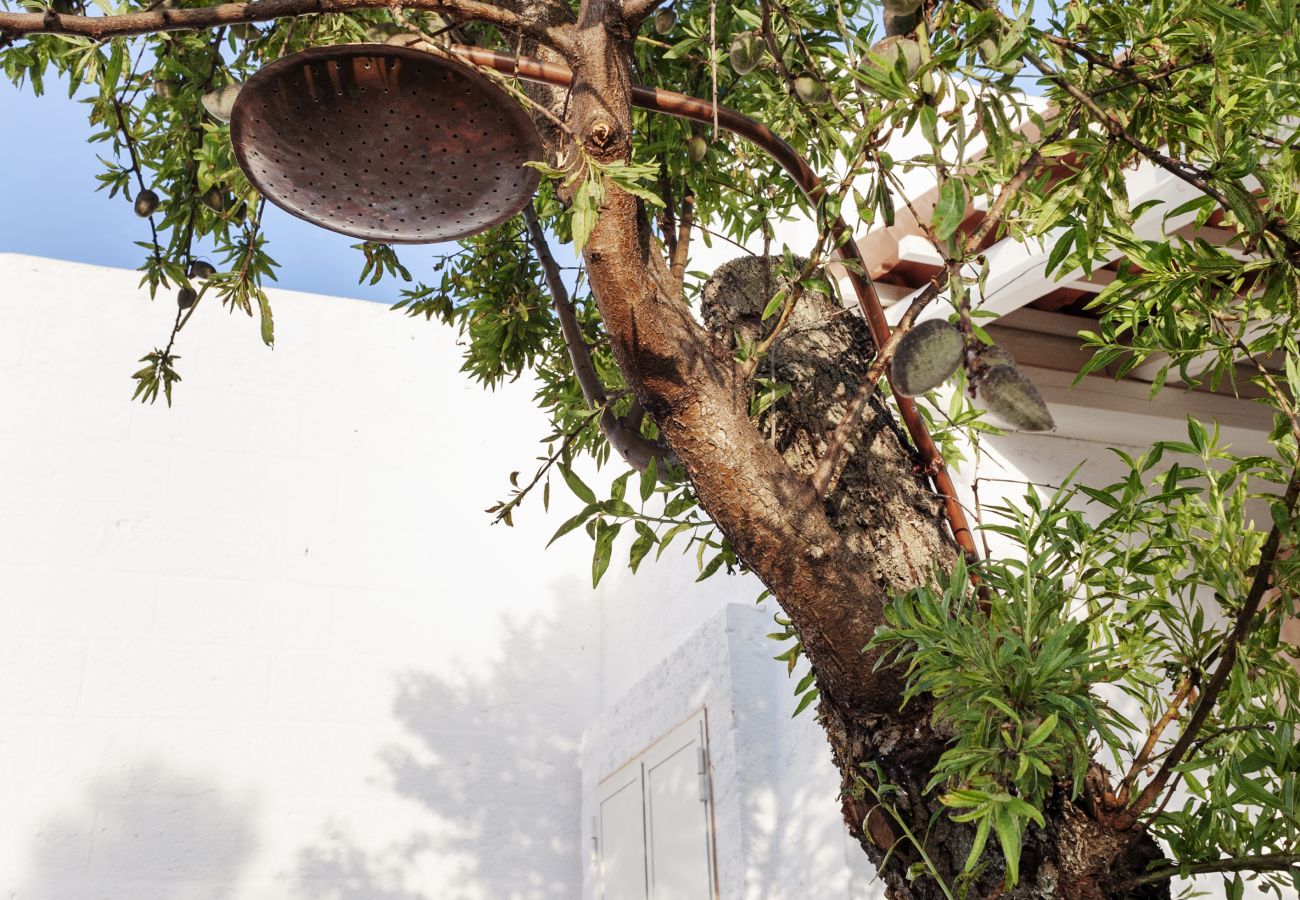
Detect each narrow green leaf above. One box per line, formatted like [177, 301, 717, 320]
[791, 688, 819, 717]
[1025, 713, 1058, 749]
[932, 178, 966, 241]
[560, 465, 597, 505]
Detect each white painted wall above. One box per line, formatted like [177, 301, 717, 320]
[0, 253, 603, 899]
[1, 253, 1276, 899]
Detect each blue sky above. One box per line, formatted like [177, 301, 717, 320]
[0, 75, 460, 303]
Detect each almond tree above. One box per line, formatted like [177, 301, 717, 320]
[3, 0, 1299, 896]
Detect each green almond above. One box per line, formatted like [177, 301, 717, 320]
[730, 32, 762, 75]
[978, 365, 1056, 431]
[890, 319, 963, 397]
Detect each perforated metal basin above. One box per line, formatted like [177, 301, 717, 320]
[230, 44, 544, 243]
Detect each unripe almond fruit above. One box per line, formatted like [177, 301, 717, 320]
[177, 286, 197, 309]
[202, 186, 229, 213]
[729, 31, 762, 75]
[133, 189, 159, 218]
[188, 260, 217, 280]
[364, 23, 403, 41]
[201, 84, 241, 123]
[890, 319, 963, 397]
[687, 135, 708, 162]
[977, 365, 1055, 431]
[654, 7, 676, 34]
[870, 35, 922, 77]
[793, 74, 829, 104]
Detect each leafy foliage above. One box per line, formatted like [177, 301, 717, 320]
[6, 0, 1300, 891]
[874, 422, 1299, 891]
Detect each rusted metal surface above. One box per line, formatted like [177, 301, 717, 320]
[230, 44, 543, 244]
[450, 45, 978, 561]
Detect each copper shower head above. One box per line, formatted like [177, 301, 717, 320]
[230, 44, 544, 244]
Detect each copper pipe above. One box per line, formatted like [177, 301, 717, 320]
[451, 45, 978, 561]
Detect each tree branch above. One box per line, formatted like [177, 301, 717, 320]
[810, 273, 944, 498]
[1127, 461, 1300, 820]
[669, 190, 694, 289]
[0, 0, 574, 51]
[1118, 675, 1194, 802]
[569, 0, 943, 716]
[1116, 853, 1300, 890]
[522, 200, 669, 472]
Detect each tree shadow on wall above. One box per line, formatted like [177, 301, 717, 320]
[16, 762, 257, 900]
[295, 578, 597, 900]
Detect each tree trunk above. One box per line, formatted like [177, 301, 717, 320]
[563, 3, 1171, 895]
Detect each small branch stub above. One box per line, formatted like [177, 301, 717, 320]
[589, 118, 615, 149]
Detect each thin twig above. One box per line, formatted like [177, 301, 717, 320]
[1118, 675, 1194, 802]
[522, 200, 668, 472]
[0, 0, 571, 50]
[1233, 337, 1300, 445]
[708, 0, 718, 138]
[810, 268, 949, 497]
[670, 191, 694, 289]
[489, 408, 603, 525]
[1116, 853, 1300, 890]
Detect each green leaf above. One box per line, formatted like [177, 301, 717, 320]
[571, 174, 599, 252]
[791, 688, 819, 717]
[963, 814, 992, 873]
[602, 498, 636, 518]
[992, 805, 1023, 887]
[1045, 229, 1076, 278]
[794, 669, 817, 695]
[1024, 713, 1058, 749]
[548, 504, 598, 546]
[696, 551, 725, 582]
[639, 455, 658, 503]
[762, 289, 787, 320]
[256, 289, 275, 347]
[920, 105, 939, 147]
[932, 179, 966, 241]
[663, 37, 701, 60]
[560, 465, 597, 505]
[629, 521, 656, 574]
[592, 521, 620, 587]
[1219, 180, 1264, 235]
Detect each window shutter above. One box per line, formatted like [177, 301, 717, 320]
[595, 711, 716, 899]
[598, 768, 649, 900]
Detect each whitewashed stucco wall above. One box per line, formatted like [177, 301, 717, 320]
[0, 253, 608, 899]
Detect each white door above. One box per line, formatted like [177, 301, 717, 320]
[596, 711, 716, 900]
